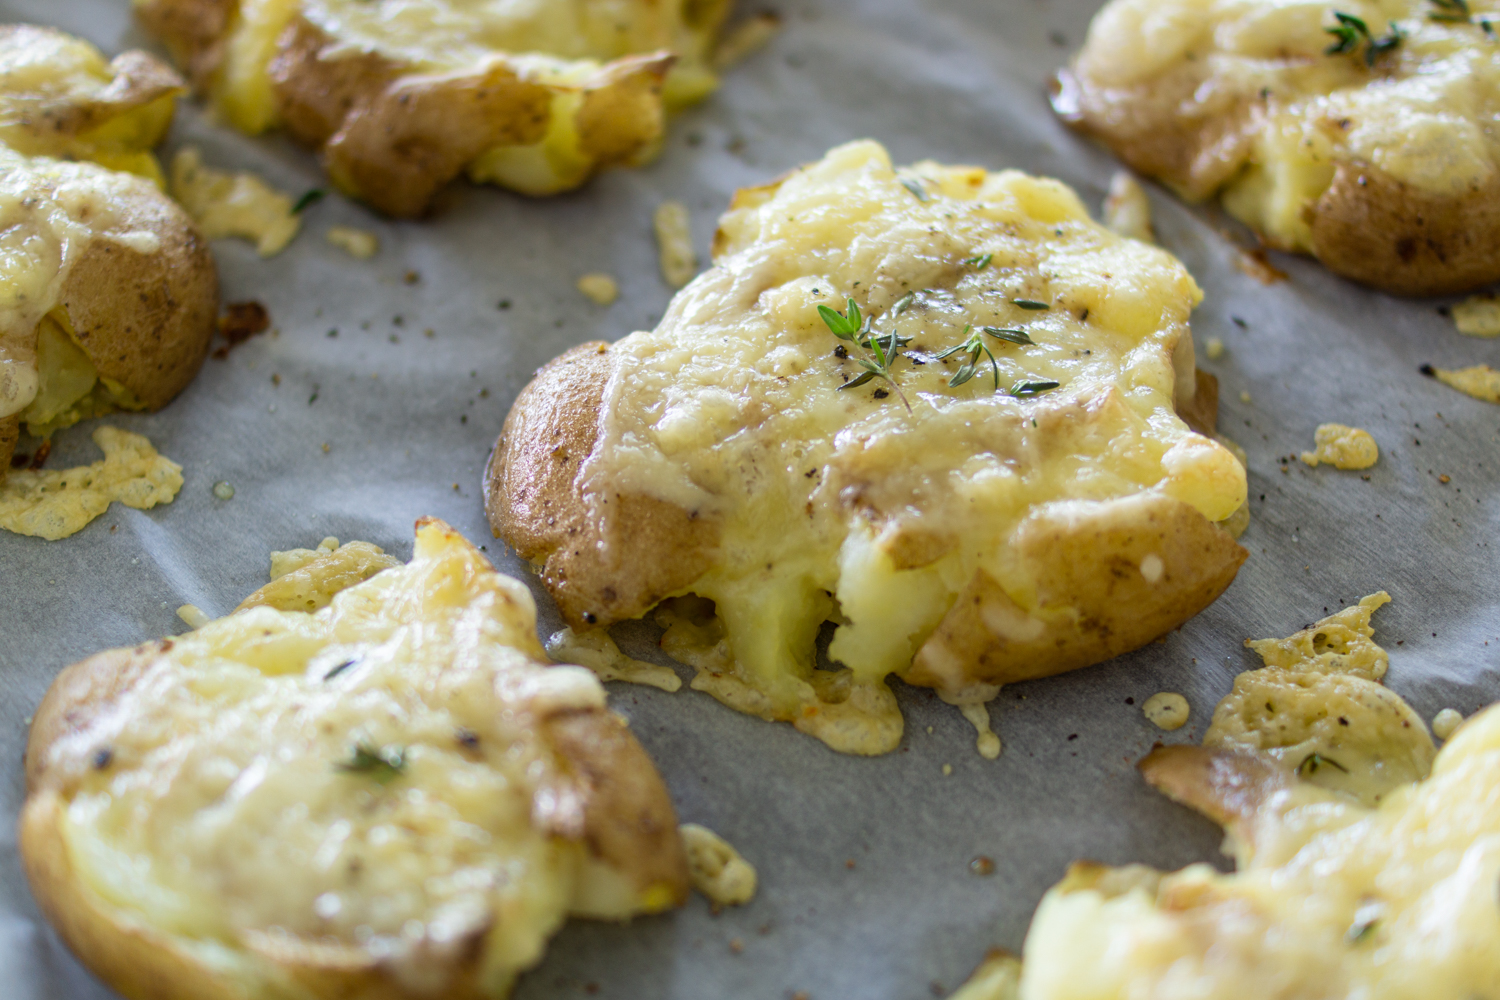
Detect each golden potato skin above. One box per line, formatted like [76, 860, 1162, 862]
[134, 0, 235, 90]
[485, 341, 719, 631]
[58, 187, 218, 411]
[22, 547, 689, 1000]
[1053, 66, 1500, 295]
[906, 494, 1246, 692]
[488, 342, 1244, 697]
[0, 415, 17, 473]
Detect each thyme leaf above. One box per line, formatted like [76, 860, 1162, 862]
[1297, 752, 1351, 777]
[820, 296, 912, 411]
[1325, 12, 1405, 65]
[983, 326, 1033, 346]
[899, 177, 929, 202]
[935, 325, 1000, 390]
[965, 253, 993, 270]
[1013, 298, 1050, 310]
[1010, 379, 1061, 397]
[893, 290, 918, 315]
[337, 741, 406, 782]
[292, 189, 326, 214]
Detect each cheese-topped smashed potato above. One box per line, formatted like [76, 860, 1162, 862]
[0, 25, 217, 480]
[136, 0, 732, 215]
[1021, 707, 1493, 999]
[1056, 0, 1500, 294]
[488, 141, 1248, 755]
[21, 518, 688, 1000]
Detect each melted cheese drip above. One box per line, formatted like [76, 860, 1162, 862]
[587, 140, 1246, 753]
[1021, 700, 1500, 1000]
[170, 147, 300, 257]
[0, 425, 182, 539]
[45, 522, 650, 996]
[1428, 362, 1500, 403]
[678, 823, 756, 906]
[1076, 0, 1500, 249]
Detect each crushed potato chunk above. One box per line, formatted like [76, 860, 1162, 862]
[0, 426, 181, 539]
[679, 823, 757, 906]
[170, 147, 299, 256]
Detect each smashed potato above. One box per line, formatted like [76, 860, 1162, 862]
[21, 518, 688, 1000]
[136, 0, 733, 215]
[1056, 0, 1500, 294]
[488, 140, 1247, 755]
[0, 25, 217, 480]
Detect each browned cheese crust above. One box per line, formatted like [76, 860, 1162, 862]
[1053, 52, 1500, 295]
[136, 0, 674, 216]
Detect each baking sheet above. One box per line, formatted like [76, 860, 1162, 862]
[2, 0, 1498, 996]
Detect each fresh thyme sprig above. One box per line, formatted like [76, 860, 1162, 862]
[965, 253, 993, 270]
[1427, 0, 1496, 34]
[1324, 11, 1406, 65]
[934, 325, 1044, 392]
[337, 741, 407, 782]
[819, 297, 912, 411]
[1297, 752, 1350, 778]
[292, 188, 326, 214]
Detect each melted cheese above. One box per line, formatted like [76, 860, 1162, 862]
[1451, 294, 1500, 337]
[1427, 362, 1500, 402]
[546, 626, 683, 692]
[207, 0, 727, 192]
[1300, 422, 1379, 469]
[1021, 699, 1500, 1000]
[170, 147, 300, 257]
[587, 140, 1246, 754]
[678, 824, 756, 907]
[0, 425, 181, 539]
[42, 521, 673, 996]
[1075, 0, 1500, 251]
[1143, 691, 1190, 730]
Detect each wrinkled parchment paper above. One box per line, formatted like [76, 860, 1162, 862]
[2, 1, 1496, 997]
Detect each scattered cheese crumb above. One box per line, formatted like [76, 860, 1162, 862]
[1239, 390, 1251, 403]
[0, 427, 182, 540]
[713, 12, 782, 70]
[547, 626, 683, 692]
[654, 200, 697, 288]
[1450, 294, 1500, 337]
[576, 272, 620, 305]
[177, 604, 209, 629]
[326, 226, 379, 259]
[170, 147, 300, 257]
[1139, 553, 1165, 583]
[942, 763, 954, 776]
[1433, 708, 1465, 740]
[1204, 336, 1225, 360]
[1143, 692, 1190, 731]
[1423, 363, 1500, 404]
[1300, 423, 1378, 470]
[679, 823, 757, 906]
[960, 703, 1002, 759]
[1101, 171, 1154, 244]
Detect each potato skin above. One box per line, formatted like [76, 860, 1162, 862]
[488, 342, 1245, 697]
[58, 182, 218, 411]
[484, 341, 719, 630]
[22, 556, 689, 999]
[1053, 66, 1500, 295]
[0, 415, 17, 474]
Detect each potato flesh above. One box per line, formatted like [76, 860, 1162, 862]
[585, 140, 1246, 752]
[47, 523, 621, 994]
[1074, 0, 1500, 252]
[1020, 702, 1500, 1000]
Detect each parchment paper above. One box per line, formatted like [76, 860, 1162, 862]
[1, 1, 1496, 997]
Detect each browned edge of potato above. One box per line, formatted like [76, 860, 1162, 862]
[136, 0, 676, 217]
[19, 518, 689, 1000]
[485, 341, 1244, 697]
[1051, 66, 1500, 296]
